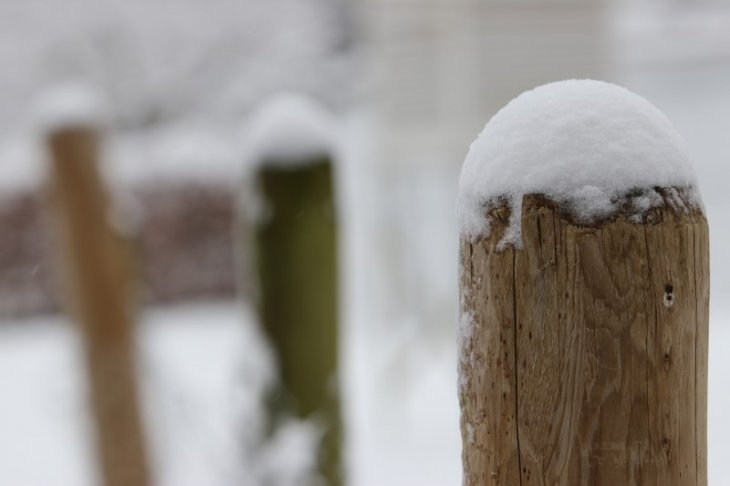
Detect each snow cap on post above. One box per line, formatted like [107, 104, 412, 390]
[246, 93, 336, 167]
[33, 82, 109, 135]
[456, 79, 702, 247]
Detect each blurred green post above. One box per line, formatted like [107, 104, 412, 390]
[254, 155, 343, 485]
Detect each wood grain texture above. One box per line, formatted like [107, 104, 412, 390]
[459, 192, 709, 486]
[49, 127, 150, 486]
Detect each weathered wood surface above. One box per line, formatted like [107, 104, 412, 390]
[254, 158, 343, 485]
[48, 127, 151, 486]
[459, 193, 709, 485]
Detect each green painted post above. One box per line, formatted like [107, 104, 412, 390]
[254, 155, 343, 485]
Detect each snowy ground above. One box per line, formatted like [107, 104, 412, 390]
[708, 307, 730, 486]
[0, 303, 268, 486]
[0, 301, 728, 485]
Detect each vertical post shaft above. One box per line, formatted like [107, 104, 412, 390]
[459, 195, 709, 485]
[48, 127, 150, 486]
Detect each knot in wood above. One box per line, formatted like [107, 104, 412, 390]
[663, 283, 675, 308]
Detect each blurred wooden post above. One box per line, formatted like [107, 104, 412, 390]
[48, 125, 151, 486]
[459, 193, 709, 485]
[254, 156, 343, 485]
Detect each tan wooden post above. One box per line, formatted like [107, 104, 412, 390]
[47, 125, 151, 486]
[253, 156, 343, 485]
[458, 190, 710, 485]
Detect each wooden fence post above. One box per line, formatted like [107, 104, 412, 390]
[47, 124, 151, 486]
[253, 156, 343, 485]
[458, 81, 710, 485]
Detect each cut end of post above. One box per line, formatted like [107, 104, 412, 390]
[246, 93, 336, 168]
[456, 79, 703, 247]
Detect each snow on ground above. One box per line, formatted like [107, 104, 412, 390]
[0, 301, 728, 485]
[708, 306, 730, 486]
[344, 314, 461, 486]
[0, 318, 95, 486]
[0, 302, 277, 486]
[138, 303, 273, 486]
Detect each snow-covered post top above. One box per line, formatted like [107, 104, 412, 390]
[457, 79, 702, 247]
[240, 93, 338, 223]
[34, 83, 109, 136]
[245, 93, 336, 169]
[457, 80, 709, 485]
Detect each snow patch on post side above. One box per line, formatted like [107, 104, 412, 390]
[456, 79, 702, 247]
[457, 307, 475, 395]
